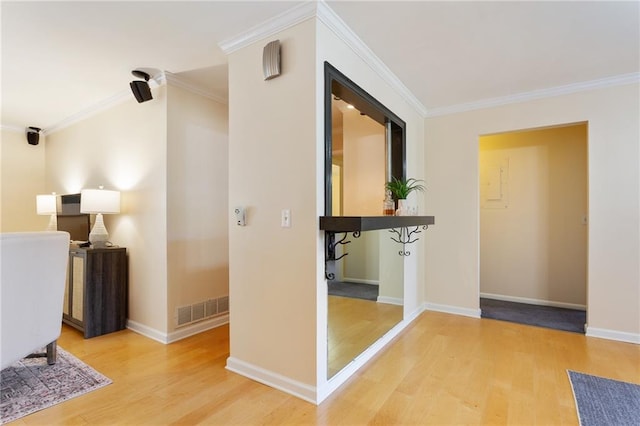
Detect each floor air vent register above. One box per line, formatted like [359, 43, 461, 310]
[176, 296, 229, 327]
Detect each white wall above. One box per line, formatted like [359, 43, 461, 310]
[227, 19, 319, 388]
[166, 84, 229, 334]
[0, 129, 48, 231]
[45, 83, 229, 340]
[480, 124, 588, 307]
[425, 83, 640, 341]
[46, 87, 169, 334]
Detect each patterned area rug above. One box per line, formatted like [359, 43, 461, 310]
[1, 347, 111, 424]
[568, 370, 640, 426]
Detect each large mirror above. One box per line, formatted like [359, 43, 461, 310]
[324, 62, 406, 378]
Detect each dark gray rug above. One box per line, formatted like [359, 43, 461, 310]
[328, 281, 378, 301]
[480, 297, 586, 333]
[568, 370, 640, 426]
[1, 347, 111, 424]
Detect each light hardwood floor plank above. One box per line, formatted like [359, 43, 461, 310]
[12, 310, 640, 425]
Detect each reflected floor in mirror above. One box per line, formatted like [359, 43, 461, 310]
[328, 295, 403, 378]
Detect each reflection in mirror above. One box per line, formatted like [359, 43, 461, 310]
[325, 62, 406, 378]
[331, 98, 385, 215]
[327, 230, 403, 377]
[324, 62, 405, 217]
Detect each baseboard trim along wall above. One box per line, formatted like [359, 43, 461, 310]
[126, 319, 169, 344]
[586, 327, 640, 345]
[225, 357, 317, 404]
[423, 302, 482, 319]
[167, 314, 229, 344]
[342, 277, 379, 285]
[377, 296, 402, 305]
[480, 292, 587, 311]
[317, 317, 415, 404]
[127, 314, 229, 344]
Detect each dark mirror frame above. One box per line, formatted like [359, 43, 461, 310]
[324, 62, 406, 216]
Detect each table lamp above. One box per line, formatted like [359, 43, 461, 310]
[36, 194, 57, 231]
[80, 187, 121, 247]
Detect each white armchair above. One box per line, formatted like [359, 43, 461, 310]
[0, 231, 70, 369]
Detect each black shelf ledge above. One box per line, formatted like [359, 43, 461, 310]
[320, 216, 435, 233]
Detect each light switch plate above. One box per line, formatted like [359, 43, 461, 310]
[281, 209, 291, 228]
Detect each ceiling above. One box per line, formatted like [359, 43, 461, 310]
[2, 1, 638, 132]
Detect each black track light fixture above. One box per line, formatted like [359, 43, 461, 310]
[130, 70, 153, 103]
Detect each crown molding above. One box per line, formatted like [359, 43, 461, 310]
[0, 124, 24, 134]
[218, 1, 429, 117]
[315, 1, 429, 117]
[44, 90, 133, 135]
[426, 72, 640, 118]
[164, 72, 227, 105]
[41, 71, 227, 135]
[218, 1, 317, 54]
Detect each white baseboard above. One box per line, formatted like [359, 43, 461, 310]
[341, 277, 379, 286]
[127, 314, 229, 344]
[126, 319, 169, 344]
[167, 314, 229, 344]
[377, 296, 402, 305]
[318, 317, 413, 404]
[586, 326, 640, 344]
[480, 292, 586, 311]
[225, 357, 317, 404]
[423, 302, 481, 319]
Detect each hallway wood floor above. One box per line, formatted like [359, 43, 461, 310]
[12, 311, 639, 425]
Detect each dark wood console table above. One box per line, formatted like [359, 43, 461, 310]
[63, 246, 128, 338]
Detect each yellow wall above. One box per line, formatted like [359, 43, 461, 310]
[479, 124, 588, 307]
[0, 129, 48, 231]
[425, 83, 639, 341]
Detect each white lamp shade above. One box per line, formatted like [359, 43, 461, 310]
[36, 194, 57, 215]
[80, 189, 121, 214]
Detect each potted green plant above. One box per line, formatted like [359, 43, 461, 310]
[385, 177, 425, 215]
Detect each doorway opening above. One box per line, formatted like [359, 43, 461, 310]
[479, 122, 588, 333]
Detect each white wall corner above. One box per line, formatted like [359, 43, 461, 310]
[423, 302, 482, 319]
[216, 0, 428, 118]
[126, 319, 170, 344]
[225, 357, 318, 404]
[164, 72, 228, 105]
[585, 326, 640, 345]
[166, 314, 229, 344]
[377, 296, 403, 306]
[315, 0, 428, 117]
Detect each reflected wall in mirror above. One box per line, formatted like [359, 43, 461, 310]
[324, 62, 406, 378]
[327, 230, 404, 377]
[324, 62, 406, 217]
